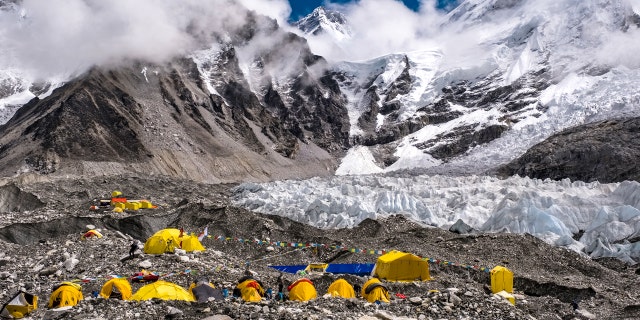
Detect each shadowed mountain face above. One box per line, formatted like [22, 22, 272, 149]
[497, 117, 640, 183]
[0, 19, 350, 183]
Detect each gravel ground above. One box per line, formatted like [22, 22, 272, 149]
[0, 175, 639, 320]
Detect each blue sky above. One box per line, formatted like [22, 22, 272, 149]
[287, 0, 460, 21]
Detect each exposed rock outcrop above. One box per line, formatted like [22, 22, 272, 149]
[497, 117, 640, 183]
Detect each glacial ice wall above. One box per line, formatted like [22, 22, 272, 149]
[232, 175, 640, 264]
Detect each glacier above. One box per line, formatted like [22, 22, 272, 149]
[232, 174, 640, 264]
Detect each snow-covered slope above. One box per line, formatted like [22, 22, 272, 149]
[0, 2, 64, 125]
[327, 0, 640, 175]
[232, 175, 640, 264]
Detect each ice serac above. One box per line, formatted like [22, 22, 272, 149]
[232, 175, 640, 263]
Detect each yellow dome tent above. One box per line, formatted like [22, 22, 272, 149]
[326, 278, 355, 299]
[81, 229, 103, 240]
[47, 282, 83, 309]
[131, 281, 195, 302]
[235, 279, 264, 302]
[361, 278, 390, 303]
[143, 229, 205, 254]
[490, 266, 514, 293]
[99, 278, 132, 300]
[288, 278, 317, 302]
[372, 250, 431, 281]
[180, 234, 205, 252]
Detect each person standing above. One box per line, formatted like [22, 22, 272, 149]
[276, 274, 285, 301]
[129, 240, 139, 258]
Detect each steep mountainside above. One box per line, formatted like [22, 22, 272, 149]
[294, 6, 352, 41]
[1, 0, 640, 183]
[322, 0, 640, 180]
[0, 10, 350, 183]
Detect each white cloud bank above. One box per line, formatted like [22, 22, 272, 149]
[0, 0, 292, 78]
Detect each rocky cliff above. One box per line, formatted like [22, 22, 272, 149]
[498, 117, 640, 183]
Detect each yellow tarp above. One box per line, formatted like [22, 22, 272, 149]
[326, 278, 355, 299]
[47, 282, 83, 309]
[361, 278, 389, 303]
[495, 290, 516, 305]
[0, 292, 38, 319]
[305, 263, 328, 273]
[236, 279, 264, 302]
[288, 278, 317, 302]
[125, 202, 140, 210]
[100, 278, 132, 300]
[143, 229, 205, 254]
[373, 250, 431, 281]
[491, 266, 513, 294]
[140, 200, 153, 209]
[131, 281, 195, 301]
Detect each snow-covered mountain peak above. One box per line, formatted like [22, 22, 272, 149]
[294, 6, 352, 42]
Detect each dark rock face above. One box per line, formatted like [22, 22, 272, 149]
[0, 183, 44, 213]
[23, 70, 149, 162]
[425, 124, 508, 160]
[331, 50, 551, 167]
[498, 117, 640, 183]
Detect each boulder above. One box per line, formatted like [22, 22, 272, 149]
[449, 219, 474, 234]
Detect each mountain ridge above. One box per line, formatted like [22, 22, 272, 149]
[1, 0, 640, 183]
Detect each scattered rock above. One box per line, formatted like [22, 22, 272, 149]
[575, 308, 597, 319]
[409, 297, 422, 305]
[449, 219, 474, 234]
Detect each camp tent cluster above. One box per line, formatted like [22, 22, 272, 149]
[41, 278, 201, 312]
[143, 228, 205, 254]
[3, 237, 516, 316]
[271, 250, 431, 281]
[91, 190, 158, 212]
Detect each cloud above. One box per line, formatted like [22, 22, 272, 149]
[0, 0, 292, 78]
[301, 0, 484, 65]
[238, 0, 291, 27]
[594, 25, 640, 69]
[317, 0, 445, 61]
[300, 0, 640, 77]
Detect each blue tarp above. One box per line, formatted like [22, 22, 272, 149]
[269, 265, 307, 274]
[325, 263, 375, 276]
[269, 263, 375, 276]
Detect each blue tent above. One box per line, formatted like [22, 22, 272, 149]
[269, 263, 374, 276]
